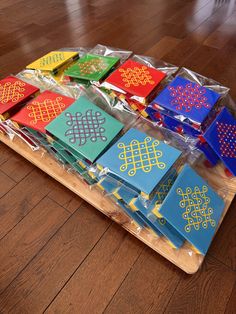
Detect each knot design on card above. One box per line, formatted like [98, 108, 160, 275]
[217, 122, 236, 158]
[27, 97, 65, 124]
[65, 109, 107, 146]
[177, 185, 215, 233]
[39, 52, 66, 67]
[168, 83, 211, 112]
[78, 59, 108, 76]
[118, 136, 166, 176]
[119, 66, 155, 87]
[0, 80, 26, 104]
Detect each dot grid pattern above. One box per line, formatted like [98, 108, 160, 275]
[168, 82, 211, 113]
[27, 97, 66, 125]
[77, 58, 108, 76]
[177, 185, 215, 233]
[118, 136, 166, 177]
[0, 81, 26, 104]
[64, 109, 107, 146]
[216, 121, 236, 158]
[39, 53, 65, 67]
[119, 66, 155, 88]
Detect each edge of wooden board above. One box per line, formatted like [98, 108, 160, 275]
[0, 133, 235, 274]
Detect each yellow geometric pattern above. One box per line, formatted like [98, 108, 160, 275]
[0, 81, 25, 104]
[26, 51, 78, 71]
[177, 185, 216, 233]
[118, 136, 166, 176]
[119, 66, 155, 87]
[78, 59, 108, 75]
[27, 97, 66, 124]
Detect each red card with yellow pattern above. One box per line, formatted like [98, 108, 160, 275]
[0, 76, 39, 115]
[105, 59, 166, 98]
[12, 90, 75, 133]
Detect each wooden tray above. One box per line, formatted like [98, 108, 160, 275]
[0, 132, 235, 274]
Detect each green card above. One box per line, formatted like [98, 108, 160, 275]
[46, 96, 124, 162]
[64, 54, 120, 81]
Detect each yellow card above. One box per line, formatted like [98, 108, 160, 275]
[26, 51, 79, 72]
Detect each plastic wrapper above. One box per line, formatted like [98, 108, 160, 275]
[88, 44, 133, 64]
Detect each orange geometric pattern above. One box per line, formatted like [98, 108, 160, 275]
[27, 97, 66, 125]
[0, 80, 26, 104]
[78, 59, 108, 75]
[119, 66, 155, 88]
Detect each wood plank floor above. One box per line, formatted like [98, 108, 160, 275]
[0, 0, 236, 313]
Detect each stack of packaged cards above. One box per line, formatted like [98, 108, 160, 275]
[145, 76, 221, 138]
[11, 90, 75, 165]
[203, 107, 236, 176]
[94, 128, 189, 245]
[26, 51, 79, 75]
[102, 59, 166, 115]
[158, 165, 225, 255]
[45, 96, 124, 183]
[64, 53, 120, 86]
[0, 76, 39, 121]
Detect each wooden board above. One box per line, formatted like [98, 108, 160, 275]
[0, 132, 234, 274]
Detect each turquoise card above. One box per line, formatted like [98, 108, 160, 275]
[159, 164, 225, 254]
[46, 96, 124, 162]
[97, 128, 182, 196]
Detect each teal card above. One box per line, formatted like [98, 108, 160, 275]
[46, 96, 124, 162]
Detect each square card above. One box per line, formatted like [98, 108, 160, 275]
[26, 51, 79, 72]
[96, 128, 182, 197]
[203, 107, 236, 175]
[64, 54, 120, 81]
[0, 76, 39, 116]
[159, 164, 225, 255]
[105, 59, 166, 98]
[151, 76, 220, 125]
[46, 96, 124, 162]
[12, 91, 75, 134]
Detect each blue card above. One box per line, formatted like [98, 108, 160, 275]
[151, 76, 220, 125]
[159, 164, 225, 254]
[204, 107, 236, 175]
[97, 128, 182, 197]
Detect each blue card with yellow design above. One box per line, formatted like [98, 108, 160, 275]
[96, 128, 182, 197]
[159, 164, 225, 254]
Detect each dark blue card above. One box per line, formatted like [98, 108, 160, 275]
[204, 107, 236, 175]
[151, 76, 220, 125]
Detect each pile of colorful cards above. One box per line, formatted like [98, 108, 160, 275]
[0, 47, 234, 256]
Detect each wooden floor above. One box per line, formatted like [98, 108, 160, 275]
[0, 0, 236, 313]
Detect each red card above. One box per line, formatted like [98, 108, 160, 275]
[12, 90, 75, 133]
[105, 59, 166, 98]
[0, 76, 39, 115]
